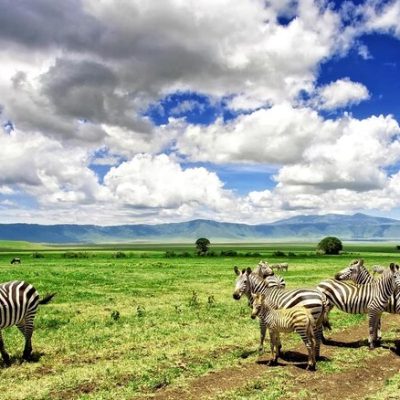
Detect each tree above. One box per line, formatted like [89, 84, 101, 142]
[317, 236, 343, 255]
[195, 238, 210, 256]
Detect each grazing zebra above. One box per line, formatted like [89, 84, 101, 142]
[254, 262, 286, 289]
[372, 265, 385, 275]
[251, 292, 316, 370]
[279, 263, 289, 272]
[10, 258, 21, 265]
[233, 267, 326, 357]
[0, 281, 55, 365]
[317, 263, 400, 349]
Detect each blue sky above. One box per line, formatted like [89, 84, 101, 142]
[1, 0, 400, 225]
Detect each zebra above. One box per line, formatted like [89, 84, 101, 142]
[233, 266, 326, 358]
[255, 261, 274, 277]
[254, 262, 286, 289]
[372, 265, 385, 275]
[251, 292, 316, 371]
[279, 263, 289, 272]
[335, 259, 400, 339]
[0, 281, 55, 365]
[334, 259, 373, 284]
[10, 258, 21, 265]
[317, 263, 400, 349]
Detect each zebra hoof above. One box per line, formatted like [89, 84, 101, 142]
[306, 364, 316, 372]
[268, 359, 278, 367]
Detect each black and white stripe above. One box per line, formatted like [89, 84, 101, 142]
[317, 263, 400, 349]
[0, 281, 55, 365]
[233, 267, 326, 357]
[251, 292, 316, 370]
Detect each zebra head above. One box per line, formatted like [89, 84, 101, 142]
[335, 259, 364, 281]
[389, 263, 400, 290]
[250, 292, 264, 319]
[233, 266, 252, 300]
[255, 261, 274, 278]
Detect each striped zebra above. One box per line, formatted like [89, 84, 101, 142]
[251, 292, 316, 370]
[254, 262, 286, 288]
[233, 266, 326, 357]
[0, 281, 55, 365]
[317, 263, 400, 349]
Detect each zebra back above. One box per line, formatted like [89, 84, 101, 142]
[318, 264, 400, 314]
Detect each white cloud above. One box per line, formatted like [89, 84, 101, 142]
[362, 0, 400, 38]
[176, 103, 325, 164]
[103, 154, 232, 210]
[313, 78, 370, 110]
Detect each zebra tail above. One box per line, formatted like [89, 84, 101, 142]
[39, 293, 56, 305]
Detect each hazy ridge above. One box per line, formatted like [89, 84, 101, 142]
[1, 213, 400, 243]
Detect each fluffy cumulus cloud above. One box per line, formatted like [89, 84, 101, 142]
[1, 0, 400, 224]
[313, 78, 370, 110]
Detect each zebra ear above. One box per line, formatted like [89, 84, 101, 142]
[234, 266, 240, 276]
[389, 263, 397, 272]
[246, 267, 252, 275]
[359, 259, 364, 266]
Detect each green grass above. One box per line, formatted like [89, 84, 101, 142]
[0, 243, 399, 399]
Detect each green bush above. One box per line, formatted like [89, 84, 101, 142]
[32, 252, 45, 258]
[220, 250, 238, 257]
[272, 250, 286, 257]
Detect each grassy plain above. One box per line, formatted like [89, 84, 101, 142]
[0, 241, 399, 399]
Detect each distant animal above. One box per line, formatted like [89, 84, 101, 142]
[254, 261, 286, 289]
[372, 265, 385, 275]
[251, 292, 316, 371]
[0, 281, 55, 365]
[10, 258, 21, 265]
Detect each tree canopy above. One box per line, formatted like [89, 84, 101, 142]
[317, 236, 343, 255]
[195, 238, 210, 255]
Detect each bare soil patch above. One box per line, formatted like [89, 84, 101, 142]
[150, 314, 400, 400]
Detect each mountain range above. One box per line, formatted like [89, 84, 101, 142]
[1, 213, 400, 243]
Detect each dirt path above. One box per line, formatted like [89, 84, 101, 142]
[151, 314, 400, 400]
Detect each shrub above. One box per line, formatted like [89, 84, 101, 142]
[317, 236, 343, 255]
[220, 250, 238, 257]
[113, 251, 126, 259]
[62, 252, 89, 259]
[272, 250, 286, 257]
[32, 252, 45, 258]
[165, 250, 176, 258]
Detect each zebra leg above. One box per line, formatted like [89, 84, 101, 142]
[368, 311, 381, 350]
[313, 324, 323, 359]
[0, 330, 11, 366]
[268, 331, 278, 366]
[21, 319, 34, 361]
[258, 321, 266, 354]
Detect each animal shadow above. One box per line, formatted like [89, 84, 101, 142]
[1, 351, 44, 368]
[257, 350, 326, 370]
[383, 339, 400, 356]
[322, 337, 368, 348]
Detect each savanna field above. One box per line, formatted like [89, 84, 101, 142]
[1, 242, 400, 400]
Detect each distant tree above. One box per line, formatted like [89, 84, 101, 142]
[195, 238, 211, 256]
[396, 245, 400, 251]
[317, 236, 343, 255]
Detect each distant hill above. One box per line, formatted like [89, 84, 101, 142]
[0, 213, 400, 243]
